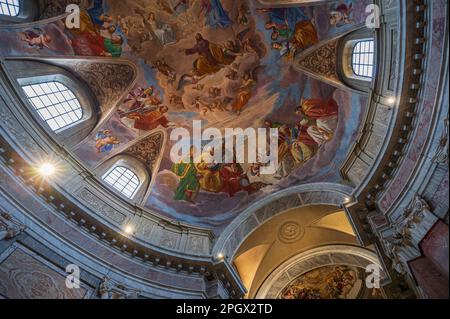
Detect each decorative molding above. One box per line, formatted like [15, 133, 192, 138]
[186, 235, 208, 255]
[0, 90, 42, 158]
[76, 188, 127, 225]
[294, 27, 363, 91]
[159, 229, 179, 250]
[432, 118, 449, 165]
[37, 0, 83, 19]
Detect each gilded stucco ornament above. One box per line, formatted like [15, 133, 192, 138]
[278, 221, 305, 243]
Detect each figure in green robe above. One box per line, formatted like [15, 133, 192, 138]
[172, 159, 200, 203]
[104, 35, 123, 57]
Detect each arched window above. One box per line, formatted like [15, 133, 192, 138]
[0, 0, 20, 16]
[103, 166, 140, 199]
[351, 40, 375, 79]
[21, 81, 83, 132]
[337, 30, 376, 93]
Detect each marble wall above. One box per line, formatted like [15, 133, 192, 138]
[0, 245, 90, 299]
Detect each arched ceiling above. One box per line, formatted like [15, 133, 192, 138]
[0, 0, 372, 232]
[233, 204, 359, 297]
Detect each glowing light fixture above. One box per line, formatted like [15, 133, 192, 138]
[387, 97, 396, 105]
[38, 162, 56, 177]
[124, 225, 134, 235]
[217, 253, 225, 260]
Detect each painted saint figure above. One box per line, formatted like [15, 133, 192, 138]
[172, 147, 200, 203]
[184, 33, 235, 76]
[219, 163, 265, 197]
[119, 105, 170, 132]
[146, 12, 176, 46]
[200, 0, 232, 29]
[259, 7, 318, 57]
[296, 97, 339, 146]
[264, 120, 317, 178]
[70, 9, 123, 57]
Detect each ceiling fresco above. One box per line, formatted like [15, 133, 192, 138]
[279, 265, 368, 299]
[0, 0, 371, 231]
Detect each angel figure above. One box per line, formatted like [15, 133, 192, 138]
[156, 0, 174, 14]
[225, 28, 252, 55]
[232, 66, 265, 115]
[174, 0, 190, 15]
[20, 28, 52, 49]
[272, 41, 296, 59]
[177, 71, 207, 91]
[329, 3, 354, 27]
[168, 94, 185, 109]
[116, 15, 130, 35]
[95, 130, 120, 153]
[151, 59, 177, 84]
[192, 96, 213, 116]
[237, 3, 250, 26]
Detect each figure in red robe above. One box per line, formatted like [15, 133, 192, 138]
[296, 96, 339, 146]
[220, 163, 266, 197]
[118, 104, 170, 132]
[72, 31, 110, 56]
[297, 96, 339, 120]
[220, 163, 245, 197]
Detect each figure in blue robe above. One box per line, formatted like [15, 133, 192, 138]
[87, 0, 105, 26]
[200, 0, 232, 29]
[263, 7, 310, 33]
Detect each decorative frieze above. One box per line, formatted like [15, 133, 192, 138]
[76, 188, 127, 225]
